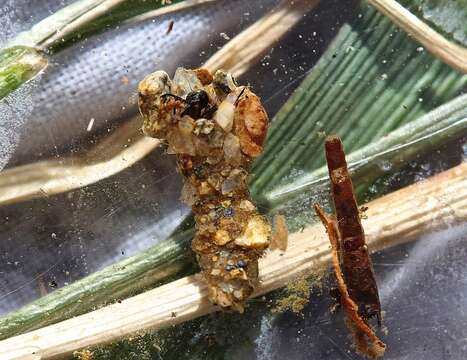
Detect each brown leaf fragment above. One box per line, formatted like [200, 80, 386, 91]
[194, 68, 213, 85]
[325, 135, 382, 324]
[233, 89, 268, 157]
[314, 204, 386, 359]
[270, 214, 288, 251]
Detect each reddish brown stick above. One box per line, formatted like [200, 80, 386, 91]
[325, 135, 381, 323]
[314, 204, 386, 358]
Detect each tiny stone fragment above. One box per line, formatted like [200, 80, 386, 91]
[213, 69, 237, 95]
[221, 169, 246, 195]
[214, 100, 235, 132]
[223, 133, 242, 165]
[234, 215, 271, 249]
[214, 229, 231, 245]
[193, 118, 214, 135]
[180, 182, 198, 206]
[239, 200, 255, 211]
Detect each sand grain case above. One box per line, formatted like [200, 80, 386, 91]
[138, 67, 271, 312]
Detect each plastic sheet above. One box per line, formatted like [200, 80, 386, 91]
[0, 1, 466, 359]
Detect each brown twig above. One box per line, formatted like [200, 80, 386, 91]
[313, 135, 385, 358]
[314, 205, 386, 358]
[325, 136, 382, 324]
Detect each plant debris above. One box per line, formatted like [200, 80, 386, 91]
[273, 276, 310, 314]
[270, 214, 288, 251]
[314, 135, 385, 358]
[73, 349, 93, 360]
[272, 263, 327, 315]
[138, 67, 271, 312]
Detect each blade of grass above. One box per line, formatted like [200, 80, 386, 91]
[0, 0, 195, 99]
[265, 93, 467, 208]
[251, 4, 466, 193]
[0, 46, 48, 99]
[0, 228, 194, 339]
[6, 0, 185, 51]
[418, 0, 467, 46]
[368, 0, 467, 73]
